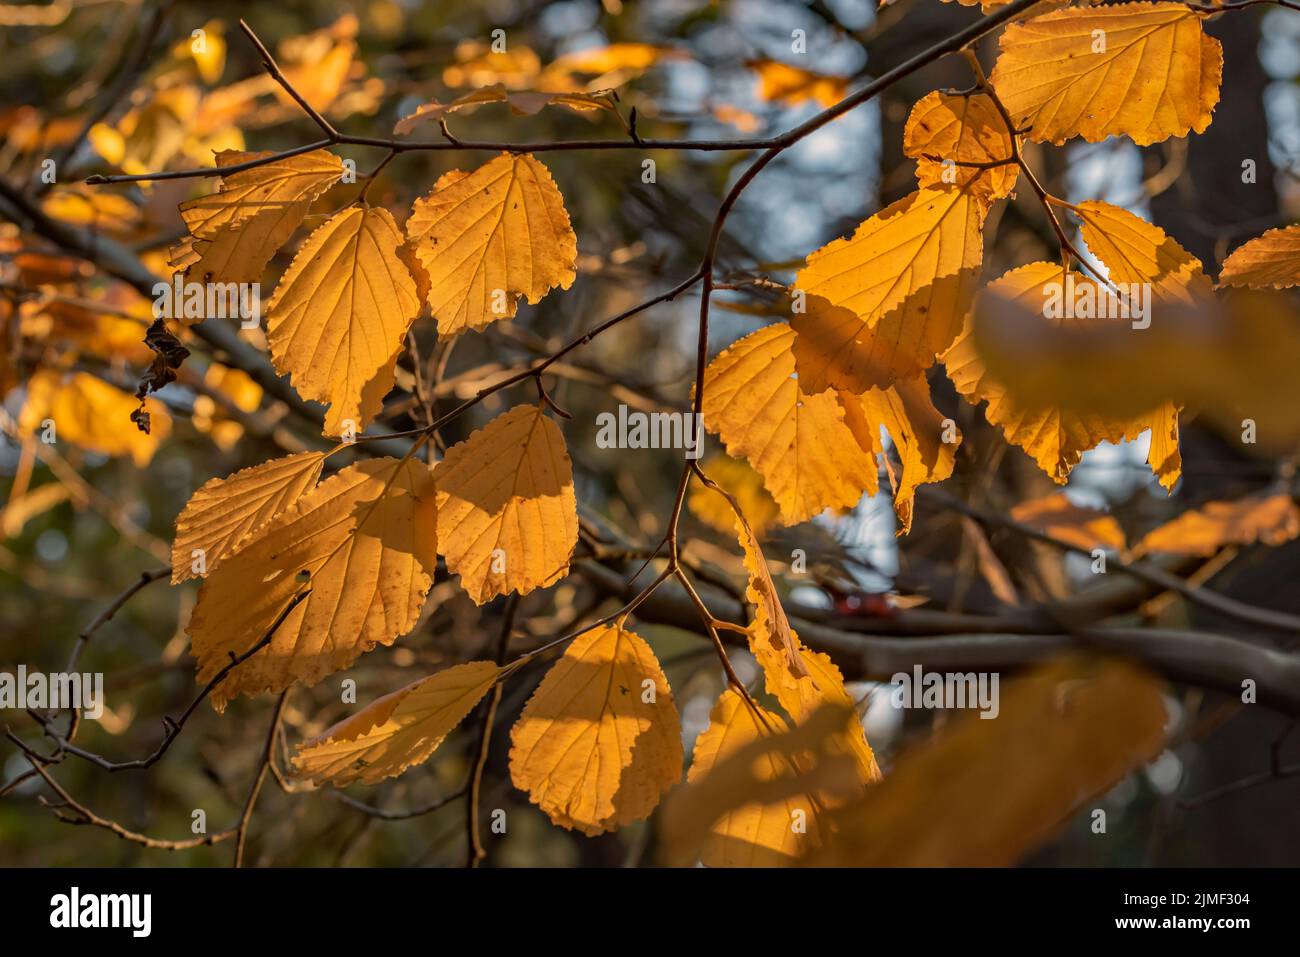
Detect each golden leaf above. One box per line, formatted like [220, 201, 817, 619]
[508, 622, 682, 835]
[266, 205, 421, 438]
[292, 661, 500, 786]
[685, 690, 818, 867]
[944, 262, 1178, 486]
[173, 149, 341, 286]
[1134, 492, 1300, 557]
[739, 518, 808, 678]
[19, 370, 171, 467]
[394, 85, 619, 135]
[171, 451, 327, 584]
[188, 457, 437, 711]
[434, 404, 578, 604]
[903, 91, 1018, 203]
[989, 2, 1222, 146]
[700, 322, 880, 525]
[688, 454, 779, 536]
[1218, 225, 1300, 290]
[793, 186, 987, 391]
[1010, 492, 1126, 552]
[748, 60, 849, 108]
[406, 153, 577, 336]
[807, 657, 1167, 866]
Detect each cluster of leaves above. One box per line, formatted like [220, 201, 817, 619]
[10, 0, 1300, 864]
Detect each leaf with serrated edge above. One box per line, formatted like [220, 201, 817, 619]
[943, 262, 1178, 487]
[687, 690, 816, 867]
[171, 451, 326, 584]
[903, 91, 1018, 203]
[406, 153, 576, 336]
[188, 457, 437, 711]
[989, 2, 1222, 146]
[1218, 225, 1300, 290]
[266, 206, 421, 438]
[793, 186, 987, 391]
[292, 661, 500, 786]
[435, 404, 577, 604]
[509, 622, 682, 835]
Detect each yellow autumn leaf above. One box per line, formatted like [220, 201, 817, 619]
[685, 690, 818, 867]
[843, 374, 960, 534]
[1133, 492, 1300, 557]
[749, 59, 849, 108]
[747, 618, 881, 787]
[793, 185, 987, 391]
[665, 701, 858, 866]
[405, 153, 577, 336]
[172, 149, 341, 287]
[1218, 225, 1300, 290]
[807, 657, 1167, 866]
[394, 85, 619, 135]
[1010, 492, 1126, 552]
[989, 2, 1222, 146]
[170, 451, 327, 584]
[20, 370, 171, 467]
[179, 149, 342, 238]
[702, 321, 957, 530]
[943, 262, 1177, 486]
[903, 91, 1018, 203]
[700, 322, 880, 525]
[1073, 200, 1213, 305]
[688, 454, 779, 536]
[292, 661, 501, 786]
[435, 404, 578, 605]
[188, 457, 437, 711]
[739, 517, 808, 679]
[539, 43, 684, 92]
[508, 622, 682, 835]
[266, 205, 421, 438]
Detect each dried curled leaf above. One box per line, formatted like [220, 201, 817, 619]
[394, 84, 618, 135]
[188, 457, 438, 711]
[508, 622, 682, 835]
[1134, 492, 1300, 557]
[266, 205, 421, 438]
[171, 451, 326, 584]
[739, 519, 807, 678]
[406, 153, 577, 336]
[684, 690, 819, 867]
[435, 404, 578, 604]
[292, 661, 501, 786]
[1218, 225, 1300, 290]
[989, 2, 1222, 146]
[903, 91, 1018, 203]
[793, 185, 987, 391]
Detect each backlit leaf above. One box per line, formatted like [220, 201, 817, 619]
[1134, 492, 1300, 557]
[508, 621, 682, 835]
[1218, 225, 1300, 290]
[266, 205, 421, 438]
[989, 2, 1222, 146]
[435, 404, 578, 604]
[171, 451, 327, 584]
[406, 153, 577, 336]
[188, 457, 437, 711]
[903, 91, 1018, 203]
[292, 661, 500, 786]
